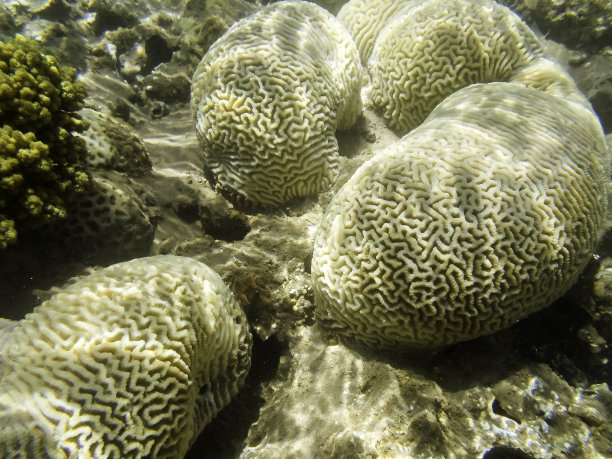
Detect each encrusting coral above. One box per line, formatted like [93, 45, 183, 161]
[312, 82, 609, 349]
[0, 255, 252, 458]
[51, 172, 155, 263]
[77, 108, 152, 174]
[0, 34, 89, 249]
[191, 0, 362, 207]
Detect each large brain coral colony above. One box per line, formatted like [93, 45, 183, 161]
[339, 0, 544, 134]
[312, 0, 610, 349]
[0, 35, 89, 249]
[0, 256, 252, 458]
[190, 0, 362, 208]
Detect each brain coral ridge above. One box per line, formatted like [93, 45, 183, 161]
[190, 0, 362, 207]
[0, 255, 251, 458]
[312, 82, 609, 350]
[339, 0, 545, 134]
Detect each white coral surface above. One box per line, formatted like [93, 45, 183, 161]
[0, 255, 251, 458]
[312, 82, 609, 349]
[190, 0, 362, 206]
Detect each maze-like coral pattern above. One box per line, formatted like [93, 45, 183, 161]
[337, 0, 419, 64]
[312, 83, 608, 349]
[190, 0, 362, 207]
[353, 0, 544, 134]
[0, 255, 251, 458]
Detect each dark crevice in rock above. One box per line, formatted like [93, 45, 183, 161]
[36, 0, 73, 22]
[201, 210, 250, 242]
[491, 398, 521, 424]
[143, 35, 174, 74]
[591, 88, 612, 133]
[175, 200, 250, 242]
[482, 445, 535, 459]
[176, 202, 200, 224]
[92, 8, 138, 36]
[303, 251, 312, 274]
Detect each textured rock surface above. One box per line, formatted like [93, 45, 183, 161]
[500, 0, 612, 51]
[0, 255, 251, 458]
[569, 48, 612, 132]
[241, 325, 612, 458]
[190, 0, 362, 207]
[312, 83, 608, 349]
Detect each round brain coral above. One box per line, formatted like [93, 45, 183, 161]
[0, 34, 89, 249]
[311, 82, 609, 349]
[0, 255, 251, 457]
[339, 0, 544, 135]
[190, 0, 362, 207]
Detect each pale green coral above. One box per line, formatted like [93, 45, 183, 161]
[344, 0, 544, 134]
[312, 83, 608, 349]
[0, 35, 89, 249]
[191, 1, 362, 207]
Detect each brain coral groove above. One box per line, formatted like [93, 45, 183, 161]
[0, 255, 251, 458]
[191, 0, 362, 207]
[312, 82, 608, 349]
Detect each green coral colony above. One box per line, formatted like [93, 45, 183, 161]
[0, 35, 88, 249]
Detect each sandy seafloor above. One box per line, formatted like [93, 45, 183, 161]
[1, 0, 612, 457]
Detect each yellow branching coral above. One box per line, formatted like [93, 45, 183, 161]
[0, 35, 89, 249]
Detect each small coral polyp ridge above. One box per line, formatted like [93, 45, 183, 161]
[0, 34, 89, 249]
[190, 0, 362, 208]
[311, 83, 609, 350]
[339, 0, 544, 135]
[0, 255, 252, 458]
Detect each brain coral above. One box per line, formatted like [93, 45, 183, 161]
[340, 0, 544, 134]
[509, 57, 592, 108]
[190, 0, 362, 207]
[0, 255, 251, 457]
[0, 34, 89, 249]
[311, 82, 608, 349]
